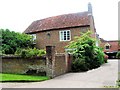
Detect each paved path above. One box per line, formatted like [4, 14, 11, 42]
[1, 59, 118, 88]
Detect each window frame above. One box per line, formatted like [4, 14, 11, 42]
[32, 34, 36, 41]
[105, 45, 110, 50]
[104, 43, 110, 50]
[31, 34, 36, 44]
[59, 30, 71, 41]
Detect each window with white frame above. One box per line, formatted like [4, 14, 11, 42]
[104, 43, 110, 50]
[31, 34, 36, 44]
[59, 30, 71, 41]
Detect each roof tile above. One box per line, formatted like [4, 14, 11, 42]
[24, 11, 90, 34]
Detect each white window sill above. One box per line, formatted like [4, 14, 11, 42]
[60, 40, 71, 42]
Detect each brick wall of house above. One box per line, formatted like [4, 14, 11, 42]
[36, 26, 90, 53]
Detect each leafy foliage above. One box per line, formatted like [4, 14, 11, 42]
[15, 48, 46, 58]
[66, 31, 105, 72]
[1, 29, 33, 54]
[116, 51, 120, 58]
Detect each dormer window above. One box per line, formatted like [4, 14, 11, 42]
[104, 43, 110, 50]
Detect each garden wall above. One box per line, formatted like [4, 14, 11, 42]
[54, 54, 66, 77]
[1, 56, 46, 75]
[46, 46, 73, 78]
[1, 46, 73, 78]
[53, 53, 73, 77]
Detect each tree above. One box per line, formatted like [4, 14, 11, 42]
[1, 29, 33, 54]
[66, 31, 105, 71]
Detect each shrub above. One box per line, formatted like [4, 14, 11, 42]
[15, 48, 46, 58]
[15, 48, 22, 55]
[20, 49, 28, 58]
[116, 51, 120, 59]
[38, 49, 46, 56]
[72, 57, 89, 72]
[1, 29, 33, 54]
[66, 31, 105, 72]
[94, 47, 105, 65]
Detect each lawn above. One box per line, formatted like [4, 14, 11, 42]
[0, 73, 49, 82]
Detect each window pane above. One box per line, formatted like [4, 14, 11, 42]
[32, 34, 36, 41]
[64, 35, 66, 40]
[64, 31, 66, 40]
[106, 46, 110, 49]
[67, 31, 70, 40]
[64, 31, 66, 35]
[31, 34, 36, 44]
[67, 36, 70, 40]
[67, 31, 70, 35]
[61, 31, 64, 40]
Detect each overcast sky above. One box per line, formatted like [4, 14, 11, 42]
[0, 0, 119, 40]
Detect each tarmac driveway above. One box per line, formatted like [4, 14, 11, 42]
[1, 59, 118, 88]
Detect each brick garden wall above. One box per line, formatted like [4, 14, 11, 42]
[1, 56, 46, 75]
[53, 54, 66, 77]
[1, 46, 73, 78]
[46, 46, 73, 78]
[53, 54, 73, 77]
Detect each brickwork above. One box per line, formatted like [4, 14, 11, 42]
[46, 46, 73, 78]
[36, 26, 90, 53]
[1, 56, 46, 75]
[1, 46, 73, 78]
[53, 54, 66, 77]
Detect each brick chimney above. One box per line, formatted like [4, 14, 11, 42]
[88, 2, 92, 15]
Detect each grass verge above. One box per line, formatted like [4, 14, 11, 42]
[0, 73, 49, 82]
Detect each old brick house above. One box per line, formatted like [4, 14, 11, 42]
[24, 3, 98, 53]
[100, 39, 120, 52]
[100, 38, 120, 58]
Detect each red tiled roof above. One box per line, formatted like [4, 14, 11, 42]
[24, 11, 90, 34]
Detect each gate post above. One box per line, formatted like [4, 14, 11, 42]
[46, 46, 55, 78]
[65, 52, 73, 72]
[66, 53, 70, 72]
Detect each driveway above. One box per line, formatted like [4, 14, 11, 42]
[1, 59, 118, 88]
